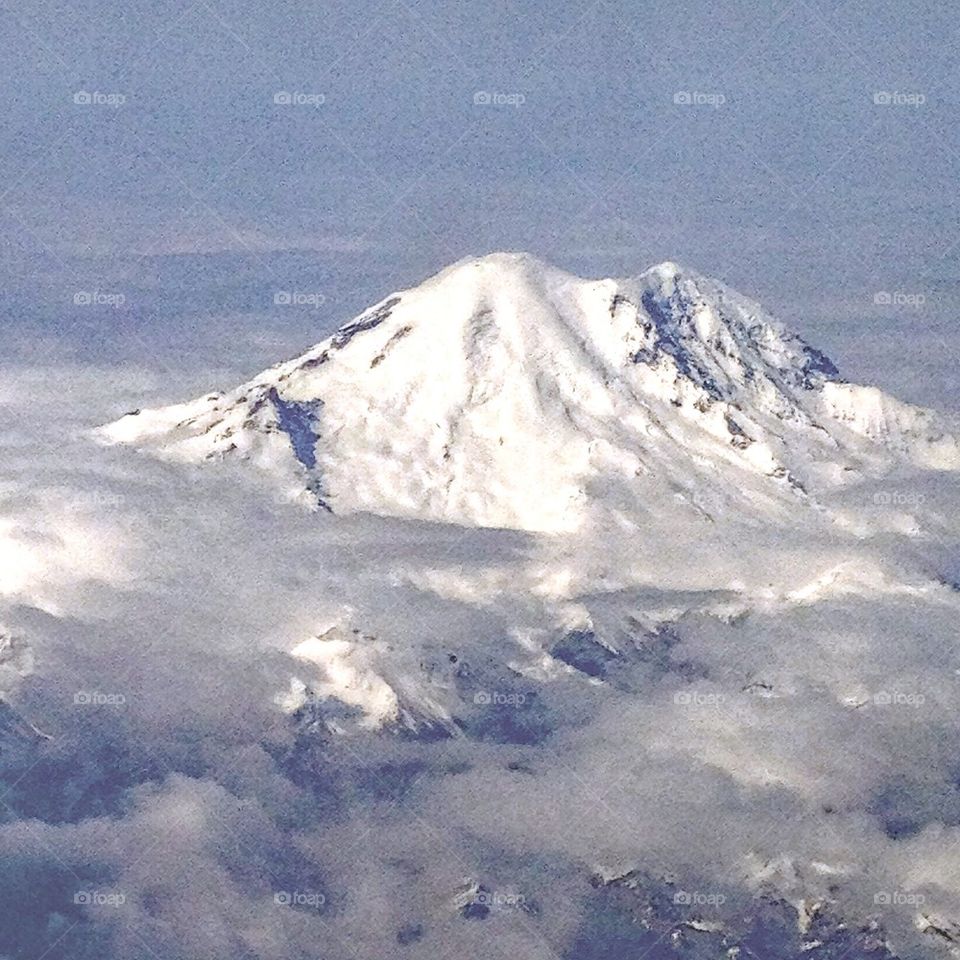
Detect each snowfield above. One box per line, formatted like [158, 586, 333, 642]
[98, 253, 960, 533]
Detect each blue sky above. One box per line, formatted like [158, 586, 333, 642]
[1, 0, 957, 407]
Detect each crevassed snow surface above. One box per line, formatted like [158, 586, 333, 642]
[99, 253, 960, 533]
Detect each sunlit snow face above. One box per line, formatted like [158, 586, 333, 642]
[93, 256, 960, 552]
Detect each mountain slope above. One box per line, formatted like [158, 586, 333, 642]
[97, 253, 960, 533]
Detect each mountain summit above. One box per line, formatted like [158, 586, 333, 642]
[99, 253, 959, 532]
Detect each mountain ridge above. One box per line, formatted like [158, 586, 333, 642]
[97, 252, 960, 532]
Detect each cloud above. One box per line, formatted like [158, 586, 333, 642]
[1, 335, 959, 960]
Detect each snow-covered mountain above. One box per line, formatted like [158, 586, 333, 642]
[6, 254, 960, 960]
[97, 253, 960, 533]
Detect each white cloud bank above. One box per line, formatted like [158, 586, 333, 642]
[1, 344, 959, 960]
